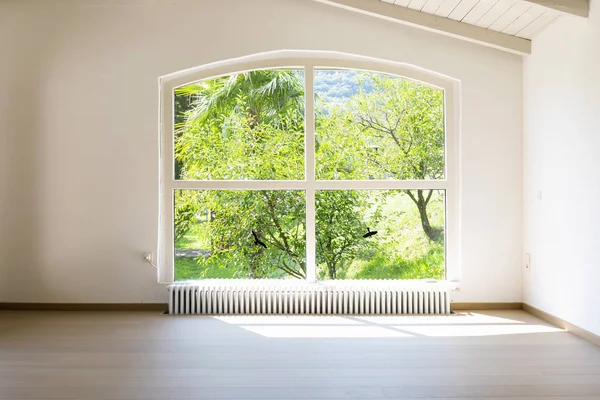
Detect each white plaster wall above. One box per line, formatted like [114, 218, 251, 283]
[0, 2, 16, 302]
[0, 0, 522, 303]
[523, 2, 600, 335]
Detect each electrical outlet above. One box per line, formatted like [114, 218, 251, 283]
[525, 253, 531, 270]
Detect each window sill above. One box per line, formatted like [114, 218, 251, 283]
[169, 279, 459, 290]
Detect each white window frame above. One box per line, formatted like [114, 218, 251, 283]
[158, 51, 460, 284]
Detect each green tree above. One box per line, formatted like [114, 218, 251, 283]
[189, 189, 307, 279]
[356, 76, 444, 241]
[315, 190, 382, 279]
[175, 70, 304, 134]
[174, 70, 307, 278]
[317, 74, 445, 241]
[174, 70, 372, 279]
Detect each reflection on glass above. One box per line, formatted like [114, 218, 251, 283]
[315, 190, 445, 280]
[174, 190, 306, 280]
[174, 69, 305, 180]
[314, 69, 445, 180]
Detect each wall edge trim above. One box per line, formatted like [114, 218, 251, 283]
[450, 302, 523, 310]
[0, 303, 168, 312]
[523, 303, 600, 347]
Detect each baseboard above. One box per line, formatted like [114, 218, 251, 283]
[0, 303, 168, 312]
[451, 302, 523, 311]
[523, 303, 600, 347]
[2, 302, 518, 312]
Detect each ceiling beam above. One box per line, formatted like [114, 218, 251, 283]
[524, 0, 589, 18]
[312, 0, 531, 55]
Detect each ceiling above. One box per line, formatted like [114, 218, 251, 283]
[315, 0, 589, 54]
[380, 0, 561, 39]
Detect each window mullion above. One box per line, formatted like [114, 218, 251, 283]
[171, 180, 307, 190]
[313, 180, 448, 190]
[305, 65, 316, 283]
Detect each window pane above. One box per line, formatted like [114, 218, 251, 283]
[315, 190, 445, 280]
[174, 69, 305, 180]
[314, 69, 445, 180]
[174, 190, 306, 280]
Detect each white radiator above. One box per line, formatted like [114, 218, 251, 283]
[167, 280, 452, 315]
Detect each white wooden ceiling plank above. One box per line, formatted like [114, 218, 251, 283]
[380, 0, 395, 3]
[516, 9, 560, 38]
[502, 3, 546, 35]
[522, 0, 588, 18]
[462, 0, 499, 24]
[448, 0, 481, 21]
[420, 0, 445, 14]
[474, 0, 516, 28]
[393, 0, 411, 7]
[315, 0, 531, 54]
[407, 0, 428, 10]
[435, 0, 462, 17]
[487, 2, 532, 31]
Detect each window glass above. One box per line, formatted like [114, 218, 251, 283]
[174, 190, 306, 280]
[315, 190, 445, 280]
[174, 70, 305, 180]
[314, 69, 445, 181]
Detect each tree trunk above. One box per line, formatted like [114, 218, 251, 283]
[407, 190, 438, 242]
[416, 198, 435, 241]
[328, 262, 337, 279]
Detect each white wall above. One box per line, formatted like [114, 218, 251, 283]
[523, 2, 600, 335]
[0, 1, 9, 301]
[0, 0, 522, 303]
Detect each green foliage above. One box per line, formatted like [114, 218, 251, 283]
[193, 190, 306, 279]
[315, 190, 379, 279]
[174, 190, 200, 243]
[176, 113, 304, 180]
[175, 223, 204, 249]
[353, 76, 444, 180]
[316, 74, 444, 181]
[315, 73, 445, 242]
[173, 69, 446, 281]
[175, 70, 305, 181]
[175, 69, 304, 128]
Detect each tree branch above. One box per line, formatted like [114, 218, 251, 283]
[425, 189, 434, 206]
[264, 193, 297, 260]
[405, 190, 418, 206]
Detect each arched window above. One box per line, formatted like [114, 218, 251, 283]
[159, 52, 459, 283]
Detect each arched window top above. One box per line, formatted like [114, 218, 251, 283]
[160, 50, 458, 93]
[158, 50, 460, 284]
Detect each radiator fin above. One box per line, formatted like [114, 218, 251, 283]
[167, 282, 452, 315]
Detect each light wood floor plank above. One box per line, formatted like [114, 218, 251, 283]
[0, 310, 598, 399]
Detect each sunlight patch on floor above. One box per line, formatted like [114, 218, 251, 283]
[215, 313, 564, 338]
[238, 324, 412, 338]
[214, 316, 365, 325]
[352, 313, 526, 325]
[398, 323, 562, 337]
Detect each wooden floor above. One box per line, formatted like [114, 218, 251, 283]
[1, 310, 599, 399]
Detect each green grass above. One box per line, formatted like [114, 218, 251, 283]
[176, 224, 228, 280]
[175, 256, 238, 280]
[347, 244, 445, 280]
[175, 224, 205, 249]
[175, 255, 299, 280]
